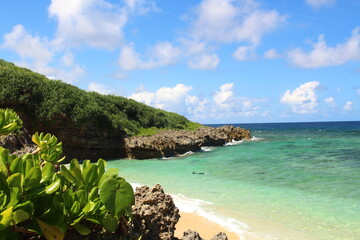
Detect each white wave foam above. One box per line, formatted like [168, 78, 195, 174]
[179, 151, 194, 157]
[224, 139, 243, 146]
[200, 146, 215, 152]
[251, 136, 264, 141]
[171, 193, 249, 240]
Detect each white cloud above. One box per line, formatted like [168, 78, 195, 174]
[325, 97, 336, 108]
[188, 54, 220, 69]
[287, 27, 360, 68]
[264, 48, 279, 59]
[2, 24, 53, 66]
[213, 83, 234, 110]
[88, 82, 112, 95]
[306, 0, 335, 8]
[118, 42, 180, 70]
[124, 0, 158, 14]
[190, 0, 286, 45]
[129, 84, 193, 114]
[1, 24, 85, 83]
[49, 0, 129, 50]
[343, 101, 354, 111]
[128, 82, 267, 120]
[233, 45, 256, 61]
[280, 81, 319, 114]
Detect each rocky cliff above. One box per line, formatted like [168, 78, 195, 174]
[125, 125, 251, 159]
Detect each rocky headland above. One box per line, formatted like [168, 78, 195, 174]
[125, 125, 251, 159]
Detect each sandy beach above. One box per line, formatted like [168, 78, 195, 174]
[175, 212, 241, 240]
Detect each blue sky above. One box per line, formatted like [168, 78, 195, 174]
[1, 0, 359, 124]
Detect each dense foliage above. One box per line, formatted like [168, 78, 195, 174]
[0, 59, 201, 135]
[0, 109, 135, 239]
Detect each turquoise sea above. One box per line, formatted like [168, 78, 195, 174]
[107, 122, 360, 240]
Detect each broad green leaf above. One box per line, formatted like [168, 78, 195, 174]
[99, 179, 135, 217]
[82, 201, 96, 214]
[88, 187, 99, 201]
[83, 164, 98, 189]
[0, 193, 7, 210]
[0, 207, 13, 231]
[70, 201, 80, 216]
[24, 167, 41, 191]
[73, 223, 91, 235]
[36, 218, 64, 240]
[0, 149, 9, 177]
[6, 187, 20, 208]
[70, 166, 85, 187]
[39, 207, 64, 225]
[69, 159, 80, 171]
[102, 214, 118, 233]
[45, 179, 61, 194]
[13, 209, 30, 224]
[98, 168, 118, 187]
[41, 162, 54, 183]
[75, 190, 87, 206]
[9, 156, 21, 173]
[97, 159, 106, 180]
[82, 160, 90, 169]
[6, 173, 22, 190]
[60, 165, 76, 184]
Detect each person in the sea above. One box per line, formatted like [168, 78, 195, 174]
[192, 171, 207, 174]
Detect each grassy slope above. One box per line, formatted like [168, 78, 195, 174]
[0, 59, 202, 136]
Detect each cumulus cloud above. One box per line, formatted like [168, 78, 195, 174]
[213, 83, 235, 110]
[233, 45, 256, 61]
[128, 82, 266, 120]
[118, 42, 180, 70]
[49, 0, 128, 49]
[190, 0, 286, 45]
[264, 48, 279, 59]
[325, 97, 336, 108]
[287, 27, 360, 68]
[343, 101, 354, 111]
[188, 54, 220, 69]
[2, 24, 53, 67]
[129, 84, 193, 114]
[88, 82, 113, 95]
[1, 24, 85, 82]
[306, 0, 335, 8]
[280, 81, 319, 114]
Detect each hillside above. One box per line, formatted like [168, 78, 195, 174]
[0, 59, 201, 159]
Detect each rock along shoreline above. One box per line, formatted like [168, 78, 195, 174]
[125, 125, 251, 159]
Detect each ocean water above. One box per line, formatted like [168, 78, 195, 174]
[107, 122, 360, 240]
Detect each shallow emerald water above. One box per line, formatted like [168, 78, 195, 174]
[107, 122, 360, 240]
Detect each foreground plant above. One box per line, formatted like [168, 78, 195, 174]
[0, 108, 134, 240]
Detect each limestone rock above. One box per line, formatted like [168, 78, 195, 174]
[125, 126, 251, 159]
[210, 232, 228, 240]
[132, 184, 180, 240]
[181, 230, 204, 240]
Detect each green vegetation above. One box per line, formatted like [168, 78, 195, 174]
[0, 59, 202, 136]
[136, 121, 201, 136]
[0, 109, 134, 239]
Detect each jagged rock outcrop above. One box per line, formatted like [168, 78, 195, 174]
[125, 126, 251, 159]
[180, 230, 228, 240]
[132, 184, 180, 240]
[210, 232, 228, 240]
[181, 230, 204, 240]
